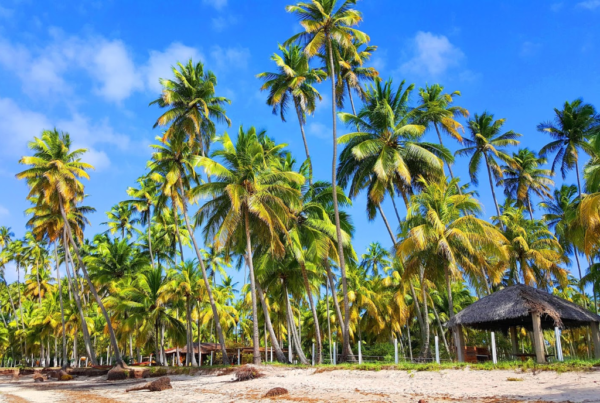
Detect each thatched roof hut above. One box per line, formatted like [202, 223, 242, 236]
[447, 284, 600, 332]
[447, 284, 600, 363]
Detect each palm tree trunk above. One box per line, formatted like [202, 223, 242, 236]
[347, 81, 358, 116]
[63, 232, 97, 366]
[575, 160, 583, 199]
[177, 181, 229, 365]
[15, 261, 27, 357]
[186, 296, 197, 366]
[390, 194, 403, 224]
[172, 203, 185, 263]
[284, 283, 309, 364]
[483, 153, 502, 218]
[420, 270, 431, 358]
[255, 279, 288, 363]
[59, 198, 121, 367]
[434, 122, 456, 179]
[325, 263, 345, 338]
[243, 209, 261, 364]
[444, 265, 455, 319]
[54, 242, 68, 368]
[35, 260, 42, 307]
[326, 33, 354, 363]
[325, 275, 332, 362]
[3, 280, 18, 333]
[154, 321, 161, 366]
[431, 301, 450, 355]
[300, 262, 322, 364]
[147, 208, 155, 269]
[294, 98, 313, 186]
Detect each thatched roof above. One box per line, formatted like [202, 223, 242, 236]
[447, 284, 600, 332]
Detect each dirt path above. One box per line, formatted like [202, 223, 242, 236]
[1, 366, 599, 402]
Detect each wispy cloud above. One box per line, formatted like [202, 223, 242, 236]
[520, 41, 542, 57]
[400, 31, 464, 77]
[210, 46, 251, 71]
[202, 0, 227, 10]
[0, 204, 8, 216]
[144, 43, 204, 93]
[577, 0, 600, 9]
[211, 15, 238, 32]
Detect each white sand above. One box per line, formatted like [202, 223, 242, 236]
[1, 366, 599, 402]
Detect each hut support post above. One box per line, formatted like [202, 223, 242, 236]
[454, 325, 465, 362]
[510, 327, 518, 357]
[555, 327, 563, 361]
[591, 322, 600, 359]
[531, 313, 546, 364]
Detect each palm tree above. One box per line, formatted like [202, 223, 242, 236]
[151, 59, 231, 155]
[102, 203, 141, 239]
[455, 112, 521, 217]
[333, 40, 378, 115]
[148, 130, 231, 364]
[126, 175, 160, 268]
[195, 127, 304, 364]
[286, 0, 368, 362]
[496, 206, 567, 288]
[538, 99, 600, 197]
[16, 129, 122, 366]
[413, 84, 469, 179]
[500, 148, 554, 220]
[257, 44, 326, 184]
[359, 242, 391, 276]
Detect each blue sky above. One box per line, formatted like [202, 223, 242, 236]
[1, 0, 599, 285]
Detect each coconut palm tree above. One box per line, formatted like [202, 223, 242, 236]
[500, 148, 554, 220]
[455, 112, 521, 217]
[538, 99, 600, 197]
[148, 130, 231, 364]
[102, 203, 141, 240]
[285, 0, 369, 361]
[16, 129, 120, 366]
[413, 84, 469, 179]
[257, 44, 326, 184]
[359, 242, 391, 277]
[151, 59, 231, 155]
[126, 175, 160, 268]
[195, 126, 303, 363]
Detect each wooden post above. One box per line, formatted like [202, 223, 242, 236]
[510, 327, 519, 358]
[394, 338, 398, 364]
[590, 322, 600, 359]
[454, 325, 465, 362]
[554, 327, 563, 361]
[434, 336, 440, 364]
[531, 313, 546, 364]
[358, 340, 362, 364]
[491, 332, 497, 364]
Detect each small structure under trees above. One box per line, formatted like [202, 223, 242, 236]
[447, 284, 600, 363]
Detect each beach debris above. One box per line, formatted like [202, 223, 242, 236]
[264, 387, 288, 397]
[126, 376, 172, 392]
[234, 365, 264, 382]
[418, 400, 427, 403]
[33, 373, 46, 382]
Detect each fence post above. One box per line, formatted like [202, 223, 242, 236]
[210, 351, 213, 366]
[491, 332, 497, 364]
[100, 357, 103, 366]
[555, 327, 563, 361]
[435, 336, 440, 364]
[333, 342, 336, 365]
[199, 352, 202, 367]
[394, 338, 398, 364]
[312, 343, 315, 366]
[270, 346, 273, 362]
[149, 354, 152, 367]
[358, 340, 362, 364]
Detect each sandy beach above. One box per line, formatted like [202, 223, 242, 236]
[1, 366, 599, 402]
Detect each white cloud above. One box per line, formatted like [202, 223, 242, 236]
[400, 31, 464, 77]
[211, 15, 238, 32]
[0, 204, 9, 216]
[202, 0, 227, 10]
[307, 122, 332, 141]
[550, 2, 564, 12]
[87, 40, 143, 103]
[144, 43, 203, 93]
[520, 41, 542, 57]
[0, 6, 14, 18]
[0, 98, 128, 170]
[210, 46, 251, 71]
[578, 0, 600, 9]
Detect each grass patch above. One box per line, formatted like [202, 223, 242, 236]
[506, 377, 523, 381]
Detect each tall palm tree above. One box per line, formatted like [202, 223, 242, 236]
[126, 175, 160, 268]
[257, 44, 326, 184]
[195, 127, 304, 364]
[151, 59, 231, 155]
[16, 129, 122, 366]
[413, 84, 469, 179]
[360, 242, 391, 277]
[538, 99, 600, 197]
[286, 0, 368, 361]
[455, 112, 521, 217]
[500, 148, 554, 220]
[148, 130, 231, 364]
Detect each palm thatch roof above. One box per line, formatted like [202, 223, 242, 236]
[447, 284, 600, 332]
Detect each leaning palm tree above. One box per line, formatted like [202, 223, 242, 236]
[455, 112, 521, 217]
[413, 84, 469, 180]
[151, 59, 231, 155]
[538, 99, 600, 197]
[195, 126, 304, 364]
[257, 44, 326, 184]
[500, 148, 554, 220]
[285, 0, 368, 361]
[148, 130, 231, 365]
[16, 129, 121, 366]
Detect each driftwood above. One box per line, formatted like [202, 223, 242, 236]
[126, 376, 172, 392]
[33, 373, 46, 382]
[264, 387, 288, 397]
